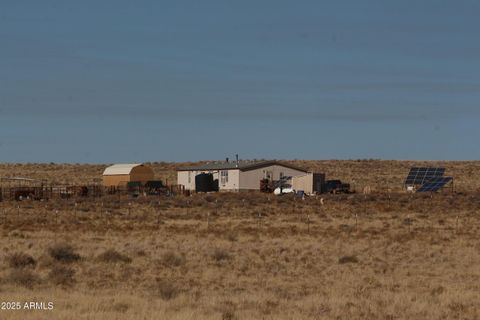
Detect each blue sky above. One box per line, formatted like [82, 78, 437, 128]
[1, 1, 479, 163]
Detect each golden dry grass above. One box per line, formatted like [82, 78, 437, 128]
[1, 161, 480, 319]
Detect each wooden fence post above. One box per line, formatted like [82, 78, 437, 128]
[307, 214, 310, 234]
[74, 202, 77, 221]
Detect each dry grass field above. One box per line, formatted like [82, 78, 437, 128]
[1, 161, 480, 319]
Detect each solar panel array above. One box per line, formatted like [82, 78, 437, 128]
[416, 177, 453, 193]
[404, 167, 446, 185]
[404, 167, 453, 193]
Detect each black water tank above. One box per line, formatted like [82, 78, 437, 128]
[195, 173, 215, 192]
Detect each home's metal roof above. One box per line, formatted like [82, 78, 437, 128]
[176, 160, 307, 173]
[103, 164, 143, 176]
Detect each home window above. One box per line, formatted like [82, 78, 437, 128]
[265, 170, 273, 180]
[220, 170, 229, 185]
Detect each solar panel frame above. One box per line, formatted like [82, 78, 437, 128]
[416, 177, 452, 193]
[404, 167, 446, 185]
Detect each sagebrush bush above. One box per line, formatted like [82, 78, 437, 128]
[48, 243, 81, 263]
[6, 252, 37, 269]
[204, 195, 216, 203]
[222, 310, 238, 320]
[97, 249, 132, 264]
[226, 231, 238, 242]
[221, 300, 238, 320]
[48, 265, 76, 287]
[338, 255, 359, 264]
[155, 279, 179, 300]
[212, 248, 231, 262]
[9, 269, 40, 289]
[112, 302, 130, 313]
[161, 251, 186, 268]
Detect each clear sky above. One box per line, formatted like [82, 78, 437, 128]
[1, 1, 479, 163]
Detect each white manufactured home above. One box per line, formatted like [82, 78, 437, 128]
[177, 160, 308, 192]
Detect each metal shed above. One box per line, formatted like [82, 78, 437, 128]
[291, 173, 325, 195]
[102, 164, 154, 187]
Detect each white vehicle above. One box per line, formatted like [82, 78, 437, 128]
[274, 187, 294, 195]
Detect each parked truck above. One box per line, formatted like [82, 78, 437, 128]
[324, 180, 351, 194]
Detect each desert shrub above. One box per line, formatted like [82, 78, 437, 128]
[189, 198, 205, 207]
[48, 265, 76, 287]
[212, 248, 232, 262]
[448, 302, 466, 312]
[6, 252, 37, 269]
[155, 279, 179, 300]
[9, 231, 25, 238]
[220, 300, 238, 320]
[275, 196, 290, 205]
[338, 255, 359, 264]
[9, 269, 40, 289]
[48, 243, 81, 263]
[226, 231, 238, 242]
[391, 232, 414, 243]
[112, 302, 130, 313]
[160, 251, 186, 268]
[97, 249, 132, 264]
[431, 286, 445, 296]
[222, 310, 238, 320]
[204, 195, 216, 203]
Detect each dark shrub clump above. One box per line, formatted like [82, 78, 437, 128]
[97, 249, 132, 264]
[48, 243, 81, 263]
[9, 269, 41, 289]
[160, 251, 186, 268]
[48, 265, 76, 287]
[155, 279, 179, 300]
[6, 252, 37, 269]
[338, 255, 359, 264]
[212, 248, 232, 262]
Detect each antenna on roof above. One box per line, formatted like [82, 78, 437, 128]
[235, 154, 239, 167]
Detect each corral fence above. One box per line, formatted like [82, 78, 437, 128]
[0, 184, 186, 202]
